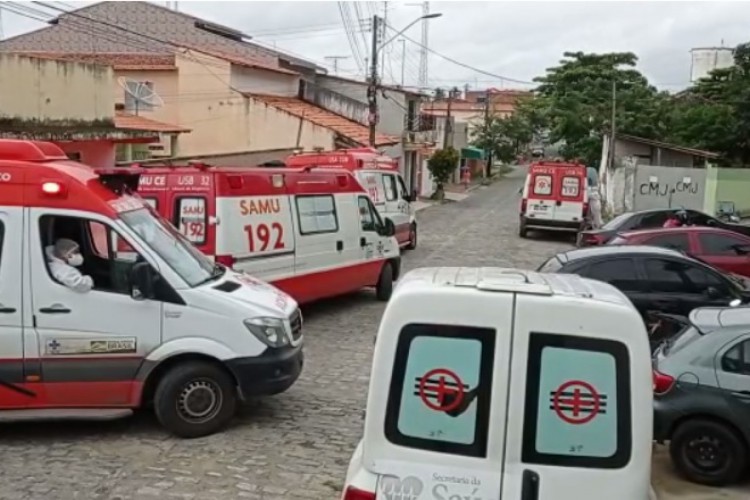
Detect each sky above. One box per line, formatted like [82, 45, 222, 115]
[1, 1, 749, 92]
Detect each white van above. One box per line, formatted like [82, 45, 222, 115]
[286, 148, 418, 249]
[342, 267, 654, 500]
[0, 139, 303, 438]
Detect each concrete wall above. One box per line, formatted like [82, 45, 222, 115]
[230, 66, 298, 97]
[633, 164, 707, 211]
[0, 53, 113, 122]
[709, 167, 750, 216]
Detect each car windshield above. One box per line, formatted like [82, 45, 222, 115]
[119, 207, 218, 287]
[602, 213, 631, 230]
[537, 255, 563, 272]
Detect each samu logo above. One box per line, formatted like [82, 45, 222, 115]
[379, 475, 424, 500]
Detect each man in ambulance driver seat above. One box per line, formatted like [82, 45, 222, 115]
[45, 238, 94, 293]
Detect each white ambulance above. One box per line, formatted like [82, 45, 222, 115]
[0, 139, 303, 438]
[136, 163, 401, 304]
[342, 267, 655, 500]
[286, 148, 418, 249]
[519, 162, 589, 238]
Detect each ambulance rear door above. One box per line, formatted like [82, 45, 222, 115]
[214, 172, 296, 282]
[554, 167, 585, 224]
[379, 172, 411, 244]
[526, 165, 557, 221]
[163, 171, 215, 257]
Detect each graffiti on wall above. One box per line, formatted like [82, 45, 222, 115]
[638, 179, 700, 198]
[632, 165, 706, 211]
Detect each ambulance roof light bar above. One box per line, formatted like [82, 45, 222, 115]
[0, 139, 68, 162]
[40, 180, 68, 198]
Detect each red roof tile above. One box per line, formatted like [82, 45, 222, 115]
[9, 52, 177, 70]
[249, 95, 398, 147]
[114, 111, 190, 134]
[176, 44, 298, 76]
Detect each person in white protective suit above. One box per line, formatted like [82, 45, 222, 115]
[45, 238, 94, 293]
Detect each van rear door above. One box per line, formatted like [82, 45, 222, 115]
[501, 292, 651, 500]
[527, 166, 557, 220]
[555, 167, 585, 224]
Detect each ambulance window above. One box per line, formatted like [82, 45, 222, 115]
[358, 196, 376, 232]
[533, 175, 552, 196]
[384, 324, 495, 458]
[396, 176, 408, 199]
[521, 333, 632, 469]
[296, 195, 339, 235]
[174, 197, 207, 245]
[561, 176, 580, 197]
[382, 174, 398, 201]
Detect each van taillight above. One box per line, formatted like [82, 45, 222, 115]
[583, 202, 589, 216]
[653, 370, 675, 395]
[520, 198, 527, 214]
[216, 255, 236, 268]
[343, 486, 376, 500]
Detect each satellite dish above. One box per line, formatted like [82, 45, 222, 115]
[117, 77, 164, 115]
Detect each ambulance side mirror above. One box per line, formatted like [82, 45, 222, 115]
[130, 262, 154, 301]
[380, 218, 396, 237]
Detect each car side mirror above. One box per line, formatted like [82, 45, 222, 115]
[379, 218, 396, 237]
[129, 261, 153, 301]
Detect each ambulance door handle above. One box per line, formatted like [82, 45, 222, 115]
[0, 306, 16, 313]
[360, 237, 367, 248]
[520, 469, 539, 500]
[39, 305, 71, 314]
[336, 240, 344, 252]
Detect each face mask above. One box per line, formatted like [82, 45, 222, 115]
[67, 254, 84, 267]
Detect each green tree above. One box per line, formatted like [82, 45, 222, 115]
[427, 147, 459, 200]
[532, 51, 667, 166]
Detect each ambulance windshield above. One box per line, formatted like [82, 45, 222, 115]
[120, 208, 217, 287]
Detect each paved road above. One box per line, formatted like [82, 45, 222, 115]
[0, 167, 747, 499]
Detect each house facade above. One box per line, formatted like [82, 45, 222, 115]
[0, 52, 184, 167]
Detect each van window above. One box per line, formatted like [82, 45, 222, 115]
[384, 324, 495, 458]
[521, 333, 632, 469]
[358, 196, 376, 232]
[296, 195, 339, 235]
[174, 197, 207, 245]
[396, 176, 409, 199]
[533, 175, 552, 196]
[382, 174, 398, 201]
[561, 176, 580, 198]
[722, 339, 750, 374]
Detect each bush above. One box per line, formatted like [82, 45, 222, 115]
[427, 147, 459, 199]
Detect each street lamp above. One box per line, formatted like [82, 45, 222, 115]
[368, 12, 442, 146]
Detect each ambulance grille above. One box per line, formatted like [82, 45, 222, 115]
[290, 309, 303, 341]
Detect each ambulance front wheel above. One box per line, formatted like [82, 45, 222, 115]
[376, 262, 394, 301]
[406, 223, 418, 250]
[154, 361, 238, 438]
[519, 220, 528, 238]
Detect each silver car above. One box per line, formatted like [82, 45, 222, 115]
[653, 305, 750, 486]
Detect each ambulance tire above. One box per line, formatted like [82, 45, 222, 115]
[406, 223, 417, 250]
[376, 262, 394, 301]
[670, 418, 747, 486]
[519, 222, 528, 238]
[154, 361, 237, 439]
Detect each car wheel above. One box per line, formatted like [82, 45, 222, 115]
[670, 418, 747, 486]
[519, 223, 528, 238]
[406, 223, 417, 250]
[154, 361, 237, 439]
[376, 262, 394, 301]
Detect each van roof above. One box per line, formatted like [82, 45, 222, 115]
[285, 148, 398, 171]
[558, 244, 684, 263]
[396, 267, 632, 306]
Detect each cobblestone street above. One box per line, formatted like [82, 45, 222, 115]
[0, 167, 747, 499]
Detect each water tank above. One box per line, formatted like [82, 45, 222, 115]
[690, 47, 735, 82]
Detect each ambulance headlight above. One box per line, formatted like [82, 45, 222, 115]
[244, 317, 289, 347]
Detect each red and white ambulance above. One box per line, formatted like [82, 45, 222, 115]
[135, 163, 401, 304]
[286, 148, 418, 249]
[0, 140, 303, 438]
[519, 162, 589, 238]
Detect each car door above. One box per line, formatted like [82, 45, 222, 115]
[0, 207, 28, 409]
[639, 233, 692, 254]
[356, 195, 388, 285]
[29, 208, 162, 407]
[695, 231, 750, 277]
[571, 257, 649, 316]
[714, 337, 750, 418]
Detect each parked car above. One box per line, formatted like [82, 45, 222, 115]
[537, 246, 747, 321]
[653, 305, 750, 486]
[577, 208, 750, 247]
[609, 226, 750, 278]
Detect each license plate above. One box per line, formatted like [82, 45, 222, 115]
[532, 204, 548, 211]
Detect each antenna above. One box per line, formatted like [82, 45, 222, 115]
[324, 55, 349, 75]
[407, 1, 430, 89]
[117, 77, 164, 116]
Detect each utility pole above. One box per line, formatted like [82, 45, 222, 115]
[608, 80, 617, 169]
[484, 88, 493, 177]
[325, 55, 349, 75]
[443, 87, 458, 149]
[368, 14, 381, 146]
[399, 39, 406, 86]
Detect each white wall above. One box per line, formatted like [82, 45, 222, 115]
[230, 66, 299, 97]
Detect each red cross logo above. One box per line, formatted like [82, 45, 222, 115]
[416, 368, 468, 412]
[551, 380, 606, 425]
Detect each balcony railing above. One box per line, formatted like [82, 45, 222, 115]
[404, 113, 436, 132]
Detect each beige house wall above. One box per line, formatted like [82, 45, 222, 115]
[0, 53, 113, 122]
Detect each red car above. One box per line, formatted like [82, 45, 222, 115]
[610, 226, 750, 277]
